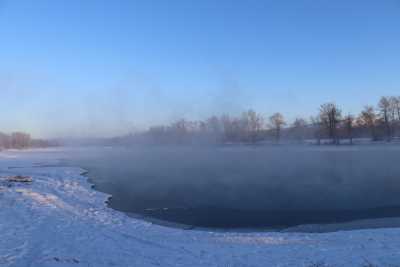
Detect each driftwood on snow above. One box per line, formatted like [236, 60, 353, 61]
[5, 175, 33, 183]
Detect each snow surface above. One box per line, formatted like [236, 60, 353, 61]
[1, 149, 400, 267]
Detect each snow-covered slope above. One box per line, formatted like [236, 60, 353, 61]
[1, 149, 400, 267]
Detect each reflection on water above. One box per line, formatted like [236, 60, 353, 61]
[64, 145, 400, 229]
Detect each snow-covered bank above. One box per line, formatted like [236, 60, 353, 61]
[1, 150, 400, 267]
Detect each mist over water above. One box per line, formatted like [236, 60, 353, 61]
[62, 144, 400, 230]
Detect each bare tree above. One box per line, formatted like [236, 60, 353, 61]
[205, 116, 223, 143]
[0, 132, 11, 149]
[170, 119, 188, 144]
[11, 132, 31, 149]
[389, 96, 400, 136]
[206, 116, 221, 133]
[389, 97, 398, 120]
[319, 103, 342, 144]
[310, 116, 323, 145]
[242, 110, 263, 143]
[343, 114, 355, 145]
[391, 96, 400, 120]
[148, 125, 168, 144]
[0, 132, 54, 149]
[221, 114, 237, 143]
[269, 113, 286, 143]
[378, 96, 393, 141]
[291, 118, 307, 143]
[358, 106, 378, 141]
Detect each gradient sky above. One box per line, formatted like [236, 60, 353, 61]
[1, 0, 400, 138]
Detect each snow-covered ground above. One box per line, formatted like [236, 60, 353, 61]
[1, 149, 400, 267]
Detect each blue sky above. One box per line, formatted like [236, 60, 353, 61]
[1, 0, 400, 138]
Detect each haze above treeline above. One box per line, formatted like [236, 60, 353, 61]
[2, 95, 400, 149]
[68, 95, 400, 147]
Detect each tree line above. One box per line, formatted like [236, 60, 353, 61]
[312, 96, 400, 145]
[111, 96, 400, 146]
[0, 132, 57, 150]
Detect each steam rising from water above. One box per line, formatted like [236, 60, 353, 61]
[63, 145, 400, 229]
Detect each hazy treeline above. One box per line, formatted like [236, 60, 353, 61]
[0, 132, 58, 150]
[110, 96, 400, 146]
[311, 96, 400, 145]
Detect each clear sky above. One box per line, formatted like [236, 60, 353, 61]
[1, 0, 400, 138]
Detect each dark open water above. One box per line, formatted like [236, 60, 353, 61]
[63, 145, 400, 230]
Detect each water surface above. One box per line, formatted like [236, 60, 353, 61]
[64, 145, 400, 230]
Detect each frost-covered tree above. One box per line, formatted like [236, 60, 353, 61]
[269, 113, 286, 142]
[242, 110, 264, 143]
